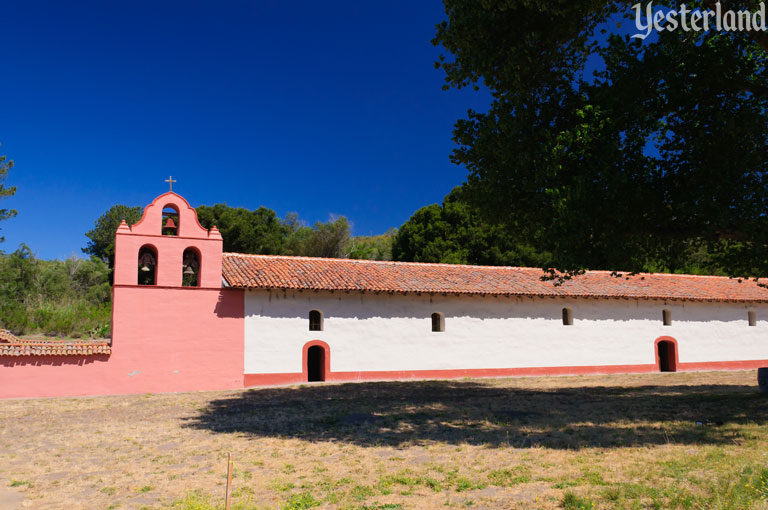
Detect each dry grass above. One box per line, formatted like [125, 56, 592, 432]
[1, 371, 767, 509]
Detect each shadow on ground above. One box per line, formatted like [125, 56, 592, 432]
[184, 379, 768, 449]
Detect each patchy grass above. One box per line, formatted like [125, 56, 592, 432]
[561, 491, 595, 509]
[488, 467, 531, 487]
[0, 371, 767, 509]
[282, 492, 321, 510]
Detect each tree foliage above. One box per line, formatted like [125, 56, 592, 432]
[0, 246, 111, 337]
[349, 229, 397, 261]
[196, 203, 289, 254]
[393, 187, 548, 266]
[197, 204, 356, 258]
[434, 0, 768, 276]
[0, 143, 17, 242]
[83, 205, 143, 268]
[290, 215, 352, 259]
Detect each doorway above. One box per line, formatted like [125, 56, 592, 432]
[657, 340, 677, 372]
[307, 345, 325, 382]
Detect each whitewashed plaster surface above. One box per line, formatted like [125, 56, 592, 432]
[243, 290, 768, 374]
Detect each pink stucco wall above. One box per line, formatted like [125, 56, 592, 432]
[0, 287, 244, 399]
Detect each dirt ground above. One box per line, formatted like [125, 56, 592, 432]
[1, 371, 767, 510]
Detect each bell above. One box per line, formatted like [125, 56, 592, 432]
[183, 265, 196, 275]
[139, 252, 155, 271]
[164, 217, 176, 229]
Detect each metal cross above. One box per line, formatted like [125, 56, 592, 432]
[165, 175, 176, 191]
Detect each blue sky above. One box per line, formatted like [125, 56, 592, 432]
[0, 1, 488, 259]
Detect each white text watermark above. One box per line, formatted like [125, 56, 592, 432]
[632, 1, 767, 40]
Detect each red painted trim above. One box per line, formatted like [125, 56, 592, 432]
[244, 373, 306, 386]
[328, 365, 654, 381]
[679, 359, 768, 370]
[655, 336, 679, 372]
[243, 364, 653, 387]
[302, 340, 330, 382]
[242, 359, 768, 387]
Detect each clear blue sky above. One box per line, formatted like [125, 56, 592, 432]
[0, 1, 488, 260]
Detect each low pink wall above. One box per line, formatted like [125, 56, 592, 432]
[0, 286, 244, 399]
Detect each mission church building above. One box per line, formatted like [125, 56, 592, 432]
[2, 189, 768, 399]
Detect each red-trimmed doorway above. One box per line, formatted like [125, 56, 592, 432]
[303, 341, 330, 382]
[655, 337, 678, 372]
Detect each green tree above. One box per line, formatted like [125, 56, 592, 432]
[282, 212, 313, 256]
[287, 215, 352, 258]
[196, 203, 289, 254]
[348, 229, 396, 261]
[280, 214, 353, 258]
[0, 144, 17, 242]
[83, 205, 143, 268]
[434, 1, 768, 276]
[0, 247, 111, 337]
[393, 187, 548, 266]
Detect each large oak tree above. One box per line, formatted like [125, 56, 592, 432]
[434, 1, 768, 276]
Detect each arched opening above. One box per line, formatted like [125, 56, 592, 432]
[656, 339, 678, 372]
[137, 245, 157, 286]
[662, 309, 672, 326]
[562, 308, 573, 326]
[431, 312, 445, 332]
[307, 345, 326, 382]
[161, 205, 179, 236]
[182, 248, 200, 287]
[303, 341, 330, 382]
[309, 310, 323, 331]
[748, 310, 757, 327]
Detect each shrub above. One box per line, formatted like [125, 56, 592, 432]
[0, 248, 112, 338]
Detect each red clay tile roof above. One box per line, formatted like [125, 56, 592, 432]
[0, 330, 111, 356]
[221, 253, 768, 302]
[0, 329, 18, 343]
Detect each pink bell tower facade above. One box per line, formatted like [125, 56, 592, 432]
[1, 191, 245, 399]
[110, 191, 244, 394]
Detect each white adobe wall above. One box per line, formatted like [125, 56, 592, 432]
[243, 290, 768, 374]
